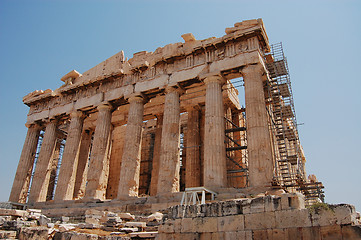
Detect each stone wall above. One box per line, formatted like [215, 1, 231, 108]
[158, 194, 361, 240]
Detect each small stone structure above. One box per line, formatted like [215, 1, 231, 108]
[6, 19, 360, 239]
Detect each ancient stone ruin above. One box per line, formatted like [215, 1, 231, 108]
[2, 19, 360, 239]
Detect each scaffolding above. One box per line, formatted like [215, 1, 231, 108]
[224, 110, 249, 188]
[265, 42, 324, 205]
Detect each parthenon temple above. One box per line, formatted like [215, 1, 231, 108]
[10, 19, 325, 208]
[5, 18, 361, 240]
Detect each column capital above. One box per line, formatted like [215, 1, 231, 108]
[25, 123, 41, 129]
[70, 110, 84, 119]
[241, 64, 266, 76]
[97, 102, 112, 111]
[127, 95, 144, 104]
[203, 75, 224, 85]
[43, 118, 58, 125]
[165, 86, 184, 95]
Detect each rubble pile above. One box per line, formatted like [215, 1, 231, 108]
[0, 207, 163, 239]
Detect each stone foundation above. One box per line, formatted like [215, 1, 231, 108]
[158, 195, 361, 240]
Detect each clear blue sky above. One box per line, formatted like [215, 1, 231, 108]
[1, 1, 360, 211]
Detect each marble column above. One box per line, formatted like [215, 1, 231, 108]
[157, 87, 181, 194]
[185, 106, 201, 188]
[117, 96, 144, 198]
[84, 103, 112, 200]
[9, 124, 40, 203]
[242, 64, 274, 187]
[28, 119, 58, 203]
[54, 111, 84, 200]
[203, 75, 227, 189]
[73, 129, 93, 199]
[149, 114, 163, 196]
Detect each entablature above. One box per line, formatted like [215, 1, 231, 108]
[24, 19, 269, 124]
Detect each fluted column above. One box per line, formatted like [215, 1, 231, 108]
[117, 96, 144, 198]
[73, 129, 93, 199]
[149, 114, 163, 196]
[157, 87, 181, 194]
[242, 64, 274, 187]
[54, 111, 84, 200]
[185, 106, 201, 188]
[9, 124, 41, 203]
[84, 103, 112, 200]
[28, 119, 58, 203]
[203, 76, 227, 189]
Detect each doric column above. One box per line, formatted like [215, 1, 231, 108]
[242, 64, 274, 187]
[203, 75, 227, 189]
[9, 124, 41, 203]
[28, 119, 58, 203]
[157, 87, 181, 194]
[73, 129, 93, 199]
[185, 106, 201, 188]
[54, 111, 84, 200]
[117, 96, 144, 198]
[84, 103, 112, 200]
[149, 114, 163, 196]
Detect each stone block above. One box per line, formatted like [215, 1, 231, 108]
[275, 209, 311, 228]
[0, 230, 17, 239]
[284, 228, 302, 240]
[174, 218, 182, 233]
[0, 208, 28, 218]
[209, 52, 258, 73]
[253, 229, 268, 240]
[130, 231, 158, 238]
[27, 109, 50, 123]
[301, 226, 321, 240]
[271, 228, 285, 239]
[19, 227, 48, 240]
[220, 200, 242, 216]
[118, 212, 135, 221]
[205, 202, 222, 217]
[281, 193, 305, 210]
[58, 223, 77, 231]
[332, 204, 358, 225]
[193, 217, 218, 233]
[309, 206, 337, 227]
[181, 217, 195, 233]
[217, 215, 244, 232]
[75, 93, 103, 110]
[264, 195, 281, 212]
[124, 221, 146, 228]
[119, 227, 138, 233]
[244, 211, 276, 230]
[242, 199, 252, 214]
[49, 103, 73, 118]
[171, 233, 199, 240]
[38, 214, 51, 226]
[224, 231, 246, 240]
[169, 65, 206, 85]
[147, 211, 163, 222]
[158, 219, 175, 233]
[341, 225, 361, 239]
[250, 197, 265, 213]
[320, 225, 342, 240]
[135, 74, 168, 92]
